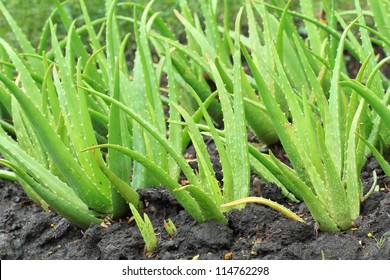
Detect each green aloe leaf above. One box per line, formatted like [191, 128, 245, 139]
[0, 169, 16, 181]
[164, 45, 182, 179]
[105, 0, 132, 218]
[341, 80, 390, 129]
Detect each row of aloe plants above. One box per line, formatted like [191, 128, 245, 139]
[0, 0, 389, 250]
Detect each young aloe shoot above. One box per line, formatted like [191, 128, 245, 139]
[163, 218, 177, 236]
[129, 203, 157, 253]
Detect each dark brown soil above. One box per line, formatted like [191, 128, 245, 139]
[1, 150, 389, 260]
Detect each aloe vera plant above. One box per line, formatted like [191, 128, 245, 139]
[81, 6, 303, 225]
[0, 0, 149, 227]
[241, 0, 389, 231]
[0, 0, 181, 225]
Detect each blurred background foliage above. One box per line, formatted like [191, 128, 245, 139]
[0, 0, 203, 47]
[1, 0, 373, 49]
[0, 0, 103, 46]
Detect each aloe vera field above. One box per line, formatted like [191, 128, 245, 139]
[0, 0, 389, 260]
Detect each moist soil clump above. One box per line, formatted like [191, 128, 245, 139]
[0, 154, 389, 260]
